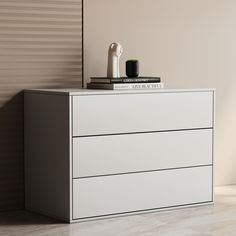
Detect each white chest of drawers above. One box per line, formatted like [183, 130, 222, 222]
[24, 88, 215, 223]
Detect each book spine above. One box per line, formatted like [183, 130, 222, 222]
[122, 78, 161, 83]
[91, 80, 160, 84]
[90, 77, 161, 83]
[114, 83, 164, 90]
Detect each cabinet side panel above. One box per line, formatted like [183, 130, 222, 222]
[24, 93, 70, 221]
[212, 90, 215, 201]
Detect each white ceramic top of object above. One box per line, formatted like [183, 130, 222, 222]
[107, 42, 123, 78]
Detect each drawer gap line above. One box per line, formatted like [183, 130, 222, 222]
[73, 164, 213, 179]
[73, 127, 213, 138]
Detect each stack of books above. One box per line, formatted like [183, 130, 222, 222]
[87, 77, 163, 90]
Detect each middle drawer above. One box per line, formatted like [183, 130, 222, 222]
[73, 129, 212, 178]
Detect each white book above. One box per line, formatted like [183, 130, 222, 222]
[87, 82, 164, 90]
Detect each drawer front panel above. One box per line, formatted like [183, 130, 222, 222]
[72, 92, 213, 136]
[73, 129, 212, 178]
[73, 166, 212, 219]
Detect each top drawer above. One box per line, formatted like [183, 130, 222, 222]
[72, 91, 213, 136]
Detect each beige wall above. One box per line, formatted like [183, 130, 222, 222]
[84, 0, 236, 186]
[0, 0, 82, 211]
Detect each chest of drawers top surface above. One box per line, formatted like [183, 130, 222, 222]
[25, 88, 214, 96]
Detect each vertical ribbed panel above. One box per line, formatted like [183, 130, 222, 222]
[0, 0, 82, 211]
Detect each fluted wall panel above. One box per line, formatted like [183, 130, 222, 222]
[0, 0, 82, 211]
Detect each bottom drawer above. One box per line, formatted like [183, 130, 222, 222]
[73, 166, 212, 219]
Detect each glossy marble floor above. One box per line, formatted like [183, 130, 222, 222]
[1, 185, 236, 236]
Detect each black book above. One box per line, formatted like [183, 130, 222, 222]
[90, 77, 161, 84]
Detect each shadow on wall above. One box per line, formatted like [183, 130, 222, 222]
[0, 93, 24, 211]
